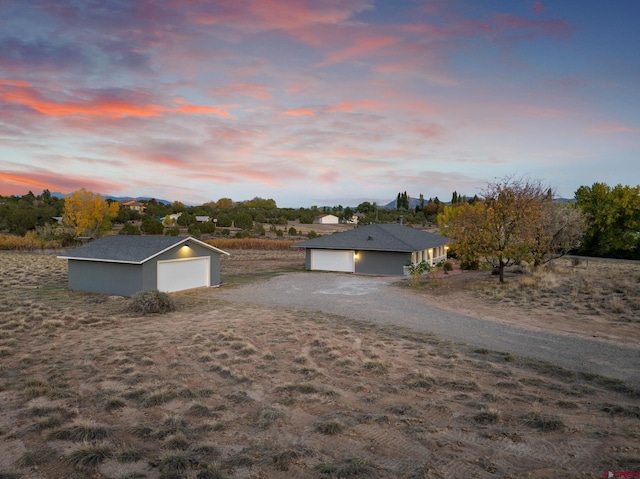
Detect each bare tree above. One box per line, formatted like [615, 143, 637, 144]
[530, 200, 586, 267]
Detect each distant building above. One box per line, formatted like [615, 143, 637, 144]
[346, 213, 365, 225]
[120, 200, 146, 213]
[313, 214, 339, 224]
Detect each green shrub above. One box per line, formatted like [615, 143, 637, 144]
[235, 230, 251, 239]
[188, 225, 201, 237]
[119, 223, 141, 235]
[288, 227, 297, 236]
[164, 227, 180, 236]
[307, 230, 318, 239]
[199, 221, 216, 234]
[141, 219, 164, 235]
[129, 290, 175, 315]
[253, 224, 266, 236]
[443, 261, 453, 273]
[234, 213, 253, 230]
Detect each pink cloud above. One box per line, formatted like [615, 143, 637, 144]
[187, 0, 373, 32]
[589, 122, 640, 134]
[492, 14, 571, 38]
[532, 2, 546, 15]
[320, 35, 399, 65]
[211, 83, 271, 101]
[413, 123, 446, 138]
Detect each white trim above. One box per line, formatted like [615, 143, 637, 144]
[58, 236, 230, 264]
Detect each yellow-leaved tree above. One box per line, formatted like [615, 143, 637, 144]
[63, 189, 120, 238]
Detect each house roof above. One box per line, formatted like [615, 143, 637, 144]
[293, 223, 450, 253]
[120, 200, 145, 206]
[58, 235, 229, 264]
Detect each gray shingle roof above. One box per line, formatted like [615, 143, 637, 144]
[293, 224, 450, 253]
[58, 235, 229, 264]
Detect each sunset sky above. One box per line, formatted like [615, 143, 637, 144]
[1, 1, 638, 207]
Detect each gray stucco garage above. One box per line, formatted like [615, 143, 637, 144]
[58, 235, 230, 296]
[293, 223, 450, 276]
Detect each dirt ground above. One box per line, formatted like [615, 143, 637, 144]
[0, 250, 638, 479]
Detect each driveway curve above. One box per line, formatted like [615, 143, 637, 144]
[217, 272, 640, 388]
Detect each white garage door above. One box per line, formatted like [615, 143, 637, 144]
[310, 250, 355, 273]
[157, 257, 210, 292]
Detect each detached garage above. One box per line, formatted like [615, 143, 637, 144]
[58, 236, 230, 296]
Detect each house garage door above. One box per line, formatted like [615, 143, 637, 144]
[310, 250, 355, 273]
[157, 257, 210, 292]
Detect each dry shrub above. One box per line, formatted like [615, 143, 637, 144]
[609, 296, 626, 314]
[205, 238, 292, 250]
[0, 233, 62, 250]
[518, 275, 538, 290]
[129, 290, 175, 315]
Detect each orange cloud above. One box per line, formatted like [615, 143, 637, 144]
[0, 172, 51, 191]
[283, 108, 315, 116]
[173, 98, 230, 116]
[0, 170, 122, 196]
[326, 100, 385, 113]
[152, 155, 190, 167]
[0, 79, 228, 119]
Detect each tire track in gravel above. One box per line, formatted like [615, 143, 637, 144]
[217, 273, 640, 387]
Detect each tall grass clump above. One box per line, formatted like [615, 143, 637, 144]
[205, 238, 292, 250]
[129, 290, 175, 315]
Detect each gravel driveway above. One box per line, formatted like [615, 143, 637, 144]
[218, 272, 640, 388]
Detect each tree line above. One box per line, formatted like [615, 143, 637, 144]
[1, 180, 638, 266]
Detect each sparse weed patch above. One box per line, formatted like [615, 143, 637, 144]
[256, 405, 285, 429]
[66, 442, 114, 468]
[404, 370, 436, 389]
[48, 419, 112, 441]
[521, 411, 564, 431]
[442, 379, 480, 391]
[157, 450, 190, 476]
[114, 445, 141, 463]
[363, 360, 390, 375]
[315, 419, 344, 435]
[316, 457, 374, 477]
[15, 447, 58, 467]
[473, 408, 500, 425]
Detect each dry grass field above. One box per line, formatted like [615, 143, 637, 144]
[0, 250, 639, 479]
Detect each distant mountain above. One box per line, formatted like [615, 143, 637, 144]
[50, 192, 171, 204]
